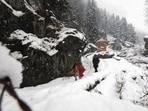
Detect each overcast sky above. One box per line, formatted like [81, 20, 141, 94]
[96, 0, 148, 33]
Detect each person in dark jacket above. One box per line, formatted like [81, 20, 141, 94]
[92, 54, 100, 72]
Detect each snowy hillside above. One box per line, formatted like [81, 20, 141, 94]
[117, 44, 148, 71]
[107, 34, 148, 71]
[1, 44, 148, 111]
[0, 0, 148, 111]
[82, 53, 148, 106]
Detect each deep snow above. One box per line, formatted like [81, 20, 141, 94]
[0, 43, 148, 111]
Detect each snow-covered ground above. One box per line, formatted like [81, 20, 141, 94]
[0, 43, 148, 111]
[117, 45, 148, 71]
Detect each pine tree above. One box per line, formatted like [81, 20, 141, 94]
[114, 15, 121, 39]
[126, 24, 136, 43]
[108, 14, 116, 36]
[85, 0, 98, 43]
[120, 17, 128, 41]
[100, 9, 108, 32]
[67, 0, 87, 31]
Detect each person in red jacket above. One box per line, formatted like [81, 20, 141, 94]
[73, 61, 84, 81]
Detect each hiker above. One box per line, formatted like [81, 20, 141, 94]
[73, 61, 84, 81]
[92, 54, 100, 72]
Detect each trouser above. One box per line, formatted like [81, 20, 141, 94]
[94, 65, 98, 72]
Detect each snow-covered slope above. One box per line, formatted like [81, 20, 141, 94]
[82, 53, 148, 106]
[1, 50, 148, 111]
[117, 44, 148, 71]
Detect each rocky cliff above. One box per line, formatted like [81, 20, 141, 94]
[8, 28, 86, 87]
[0, 0, 86, 87]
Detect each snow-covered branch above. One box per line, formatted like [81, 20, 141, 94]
[0, 0, 25, 17]
[23, 0, 45, 20]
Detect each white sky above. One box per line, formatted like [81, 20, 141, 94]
[96, 0, 148, 33]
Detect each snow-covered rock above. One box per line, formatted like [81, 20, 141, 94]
[9, 28, 86, 56]
[8, 29, 86, 87]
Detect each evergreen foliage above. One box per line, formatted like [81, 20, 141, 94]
[67, 0, 136, 44]
[85, 0, 99, 43]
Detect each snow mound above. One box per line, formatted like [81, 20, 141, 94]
[0, 43, 22, 87]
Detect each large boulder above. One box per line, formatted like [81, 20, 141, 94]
[8, 28, 86, 87]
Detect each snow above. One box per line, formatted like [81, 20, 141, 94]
[55, 27, 86, 41]
[83, 43, 97, 52]
[0, 43, 22, 87]
[0, 0, 25, 17]
[144, 36, 148, 39]
[117, 45, 148, 70]
[92, 58, 147, 101]
[9, 29, 85, 56]
[97, 38, 107, 42]
[1, 30, 148, 110]
[0, 46, 148, 111]
[107, 34, 116, 41]
[10, 51, 23, 60]
[0, 0, 147, 110]
[12, 10, 25, 17]
[9, 30, 58, 56]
